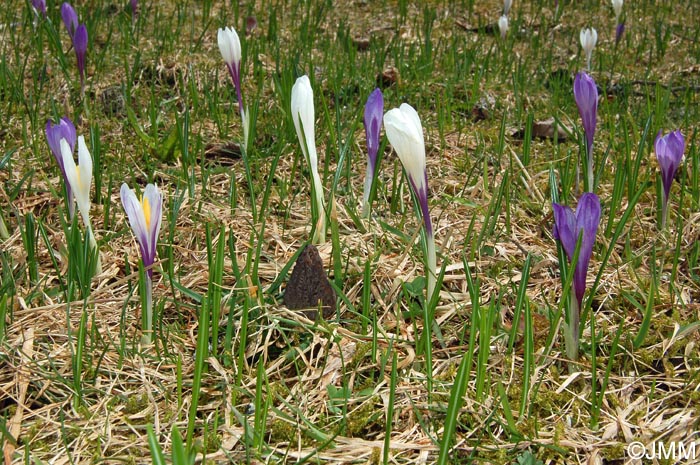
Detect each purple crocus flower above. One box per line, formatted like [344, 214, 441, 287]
[553, 192, 601, 361]
[362, 88, 384, 216]
[32, 0, 47, 17]
[121, 183, 163, 343]
[655, 130, 685, 229]
[74, 24, 88, 92]
[46, 117, 77, 219]
[573, 72, 598, 192]
[61, 2, 78, 40]
[130, 0, 138, 19]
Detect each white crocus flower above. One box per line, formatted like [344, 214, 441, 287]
[61, 135, 101, 273]
[580, 27, 598, 71]
[291, 75, 326, 244]
[217, 27, 241, 74]
[384, 103, 436, 301]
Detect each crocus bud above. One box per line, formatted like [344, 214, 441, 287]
[580, 27, 597, 71]
[291, 75, 326, 243]
[503, 0, 512, 16]
[74, 24, 88, 90]
[612, 0, 623, 22]
[655, 130, 685, 229]
[573, 72, 598, 191]
[61, 2, 78, 39]
[498, 15, 509, 40]
[130, 0, 138, 19]
[46, 118, 77, 219]
[218, 26, 243, 112]
[384, 103, 437, 300]
[362, 88, 384, 216]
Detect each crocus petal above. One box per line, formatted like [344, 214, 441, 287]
[573, 193, 601, 304]
[61, 2, 78, 39]
[364, 88, 384, 175]
[62, 136, 92, 228]
[384, 103, 426, 197]
[143, 183, 163, 266]
[612, 0, 623, 20]
[498, 15, 509, 39]
[573, 72, 598, 152]
[291, 75, 318, 170]
[46, 117, 76, 172]
[552, 203, 578, 260]
[32, 0, 47, 17]
[120, 184, 150, 269]
[503, 0, 512, 15]
[74, 24, 88, 79]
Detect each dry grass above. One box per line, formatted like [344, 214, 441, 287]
[2, 1, 700, 464]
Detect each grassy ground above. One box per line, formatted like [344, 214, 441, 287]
[1, 0, 700, 463]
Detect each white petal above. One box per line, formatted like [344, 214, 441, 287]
[291, 75, 318, 170]
[120, 183, 149, 251]
[384, 105, 426, 193]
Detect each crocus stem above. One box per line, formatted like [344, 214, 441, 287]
[142, 273, 153, 344]
[311, 169, 326, 244]
[426, 232, 437, 303]
[661, 194, 669, 230]
[361, 160, 373, 218]
[564, 291, 580, 368]
[586, 145, 594, 192]
[241, 106, 250, 153]
[86, 225, 102, 275]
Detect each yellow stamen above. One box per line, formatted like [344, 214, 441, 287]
[75, 166, 80, 184]
[141, 196, 151, 230]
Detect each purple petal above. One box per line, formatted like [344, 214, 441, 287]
[615, 21, 625, 45]
[32, 0, 47, 17]
[552, 203, 577, 260]
[363, 88, 384, 175]
[74, 24, 88, 80]
[573, 193, 601, 304]
[573, 72, 598, 154]
[61, 3, 78, 39]
[46, 117, 76, 171]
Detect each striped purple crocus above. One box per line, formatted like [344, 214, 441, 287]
[74, 24, 88, 94]
[61, 2, 78, 40]
[46, 117, 77, 219]
[362, 88, 383, 217]
[120, 183, 163, 343]
[384, 103, 437, 301]
[655, 130, 685, 229]
[552, 192, 601, 362]
[573, 72, 598, 192]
